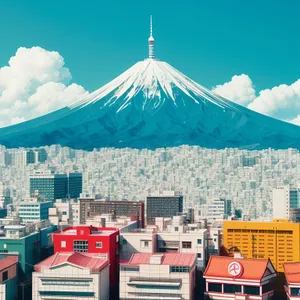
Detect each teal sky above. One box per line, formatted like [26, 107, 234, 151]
[1, 0, 300, 92]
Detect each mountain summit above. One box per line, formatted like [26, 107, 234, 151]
[0, 18, 300, 150]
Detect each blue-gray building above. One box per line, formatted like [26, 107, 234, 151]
[18, 202, 52, 223]
[30, 171, 82, 202]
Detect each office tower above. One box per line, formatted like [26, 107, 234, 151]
[146, 192, 183, 224]
[34, 148, 48, 163]
[0, 183, 11, 208]
[223, 219, 300, 272]
[68, 173, 82, 198]
[30, 171, 68, 202]
[18, 201, 52, 223]
[199, 199, 232, 220]
[30, 171, 82, 202]
[79, 199, 145, 227]
[273, 186, 300, 221]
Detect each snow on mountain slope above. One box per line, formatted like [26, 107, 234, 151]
[0, 58, 299, 150]
[70, 59, 238, 112]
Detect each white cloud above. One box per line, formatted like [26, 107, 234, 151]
[0, 46, 89, 127]
[214, 75, 300, 124]
[213, 74, 256, 106]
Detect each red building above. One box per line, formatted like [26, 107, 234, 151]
[284, 262, 300, 299]
[52, 226, 119, 293]
[204, 256, 277, 300]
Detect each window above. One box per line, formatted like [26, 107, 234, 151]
[224, 284, 241, 293]
[291, 288, 300, 296]
[96, 242, 102, 248]
[62, 211, 67, 215]
[141, 240, 150, 248]
[2, 271, 8, 282]
[197, 239, 202, 245]
[73, 240, 88, 252]
[61, 241, 66, 248]
[244, 285, 260, 295]
[208, 283, 222, 292]
[170, 266, 190, 273]
[120, 266, 139, 272]
[182, 241, 192, 249]
[175, 227, 179, 232]
[197, 253, 201, 258]
[116, 235, 119, 243]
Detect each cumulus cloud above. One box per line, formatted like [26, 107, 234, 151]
[213, 75, 300, 125]
[0, 46, 89, 127]
[213, 74, 256, 106]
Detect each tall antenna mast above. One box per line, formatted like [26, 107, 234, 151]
[148, 15, 155, 59]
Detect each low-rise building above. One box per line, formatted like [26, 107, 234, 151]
[120, 216, 208, 267]
[52, 225, 119, 295]
[284, 262, 300, 299]
[18, 201, 52, 223]
[0, 256, 18, 300]
[32, 252, 109, 300]
[204, 256, 277, 300]
[120, 253, 196, 300]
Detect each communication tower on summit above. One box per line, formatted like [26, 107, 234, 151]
[148, 15, 155, 59]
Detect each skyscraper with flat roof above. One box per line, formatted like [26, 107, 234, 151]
[30, 171, 82, 202]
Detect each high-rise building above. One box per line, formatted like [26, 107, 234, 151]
[79, 199, 145, 227]
[34, 148, 48, 163]
[223, 219, 300, 272]
[146, 192, 183, 224]
[30, 171, 82, 202]
[68, 173, 82, 198]
[273, 186, 300, 221]
[199, 199, 232, 220]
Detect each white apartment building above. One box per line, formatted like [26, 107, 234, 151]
[32, 252, 109, 300]
[48, 199, 80, 226]
[120, 253, 196, 300]
[273, 186, 300, 221]
[198, 199, 232, 221]
[120, 216, 207, 268]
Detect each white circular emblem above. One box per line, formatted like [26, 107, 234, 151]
[228, 261, 243, 277]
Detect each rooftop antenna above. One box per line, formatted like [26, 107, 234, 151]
[148, 15, 155, 59]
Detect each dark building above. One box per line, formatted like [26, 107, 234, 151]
[68, 173, 83, 198]
[30, 172, 82, 202]
[79, 199, 145, 227]
[220, 199, 232, 217]
[146, 194, 183, 224]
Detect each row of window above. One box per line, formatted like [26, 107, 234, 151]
[208, 283, 260, 295]
[41, 280, 90, 286]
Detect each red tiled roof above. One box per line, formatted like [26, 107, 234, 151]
[284, 262, 300, 283]
[204, 256, 271, 281]
[125, 253, 196, 267]
[0, 256, 18, 271]
[34, 252, 108, 273]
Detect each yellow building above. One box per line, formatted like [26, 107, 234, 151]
[223, 219, 300, 272]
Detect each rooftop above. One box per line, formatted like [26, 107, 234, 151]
[284, 262, 300, 284]
[34, 252, 108, 273]
[53, 225, 118, 236]
[204, 256, 274, 281]
[0, 256, 18, 271]
[124, 253, 196, 267]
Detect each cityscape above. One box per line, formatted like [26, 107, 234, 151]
[1, 1, 300, 299]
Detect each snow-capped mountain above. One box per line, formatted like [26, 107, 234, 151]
[0, 57, 300, 150]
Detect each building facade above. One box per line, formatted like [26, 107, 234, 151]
[18, 201, 52, 223]
[52, 226, 119, 293]
[204, 256, 277, 300]
[223, 219, 300, 272]
[79, 199, 145, 227]
[273, 186, 300, 221]
[33, 252, 109, 300]
[0, 256, 18, 300]
[284, 262, 300, 299]
[146, 193, 183, 224]
[120, 253, 196, 300]
[30, 171, 82, 202]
